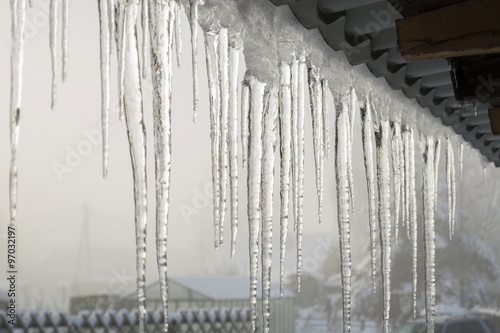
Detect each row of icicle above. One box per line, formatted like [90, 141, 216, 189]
[8, 0, 464, 332]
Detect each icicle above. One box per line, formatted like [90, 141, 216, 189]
[405, 127, 418, 318]
[400, 123, 407, 230]
[422, 136, 437, 333]
[375, 119, 392, 333]
[278, 61, 292, 295]
[141, 0, 148, 79]
[404, 127, 411, 240]
[218, 27, 229, 247]
[308, 65, 324, 223]
[174, 0, 182, 67]
[148, 0, 173, 330]
[247, 74, 266, 333]
[347, 88, 357, 214]
[391, 122, 402, 244]
[189, 0, 199, 122]
[9, 0, 27, 226]
[321, 79, 330, 159]
[61, 0, 69, 81]
[49, 0, 58, 110]
[296, 53, 306, 291]
[360, 98, 377, 292]
[335, 95, 352, 333]
[115, 0, 126, 121]
[241, 82, 250, 170]
[291, 55, 299, 233]
[98, 0, 111, 179]
[204, 29, 221, 249]
[261, 88, 278, 333]
[458, 142, 464, 181]
[123, 0, 147, 330]
[446, 137, 456, 240]
[228, 38, 240, 259]
[434, 139, 441, 211]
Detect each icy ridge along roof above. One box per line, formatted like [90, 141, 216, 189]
[267, 0, 500, 166]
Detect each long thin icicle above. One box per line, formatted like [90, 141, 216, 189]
[241, 82, 250, 170]
[458, 142, 464, 181]
[335, 95, 352, 333]
[49, 0, 58, 110]
[174, 0, 182, 67]
[278, 61, 292, 295]
[204, 29, 221, 249]
[98, 0, 111, 179]
[406, 127, 418, 317]
[148, 0, 172, 330]
[228, 38, 240, 258]
[218, 27, 229, 246]
[422, 136, 437, 333]
[261, 88, 278, 333]
[391, 122, 402, 244]
[115, 0, 126, 121]
[9, 0, 27, 226]
[321, 79, 330, 159]
[62, 0, 69, 81]
[141, 0, 148, 79]
[189, 0, 199, 122]
[360, 98, 377, 291]
[347, 88, 357, 214]
[446, 137, 456, 240]
[291, 55, 299, 233]
[247, 74, 266, 333]
[375, 119, 392, 333]
[308, 65, 324, 223]
[434, 139, 441, 211]
[123, 1, 147, 330]
[296, 53, 306, 291]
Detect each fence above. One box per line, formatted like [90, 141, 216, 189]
[0, 308, 252, 332]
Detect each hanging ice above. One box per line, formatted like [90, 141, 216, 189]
[407, 127, 418, 318]
[62, 0, 69, 81]
[278, 61, 292, 295]
[141, 0, 148, 79]
[98, 0, 111, 178]
[375, 119, 392, 333]
[115, 0, 126, 121]
[308, 65, 324, 223]
[446, 137, 456, 240]
[296, 53, 306, 291]
[434, 139, 441, 211]
[261, 87, 278, 333]
[458, 142, 464, 181]
[360, 98, 377, 291]
[228, 37, 240, 258]
[9, 0, 27, 226]
[246, 74, 266, 333]
[391, 121, 402, 244]
[50, 0, 58, 110]
[347, 88, 357, 213]
[188, 0, 199, 122]
[322, 79, 330, 159]
[148, 0, 173, 330]
[241, 82, 250, 170]
[218, 27, 229, 246]
[335, 94, 352, 333]
[204, 29, 221, 249]
[174, 0, 182, 68]
[122, 0, 148, 330]
[291, 55, 299, 233]
[422, 136, 437, 333]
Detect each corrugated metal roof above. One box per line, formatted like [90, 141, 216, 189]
[268, 0, 500, 166]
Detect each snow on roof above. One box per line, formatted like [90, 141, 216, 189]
[169, 276, 294, 300]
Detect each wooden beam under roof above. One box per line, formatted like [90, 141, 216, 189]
[396, 0, 500, 61]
